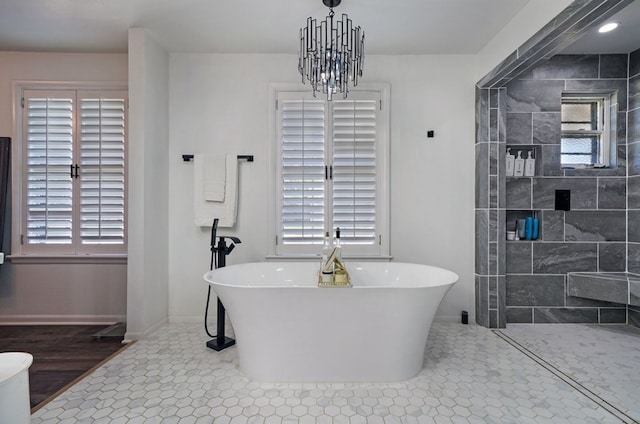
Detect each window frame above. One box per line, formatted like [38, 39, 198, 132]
[560, 91, 613, 168]
[11, 81, 128, 261]
[267, 83, 390, 259]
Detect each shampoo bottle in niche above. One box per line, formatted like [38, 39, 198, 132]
[524, 151, 536, 176]
[525, 216, 533, 240]
[514, 151, 525, 177]
[505, 148, 515, 177]
[532, 212, 539, 240]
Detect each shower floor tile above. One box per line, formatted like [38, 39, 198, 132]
[31, 322, 637, 423]
[499, 324, 640, 423]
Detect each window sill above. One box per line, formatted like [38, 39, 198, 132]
[7, 254, 127, 265]
[265, 255, 393, 262]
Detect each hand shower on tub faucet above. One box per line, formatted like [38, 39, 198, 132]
[210, 218, 241, 269]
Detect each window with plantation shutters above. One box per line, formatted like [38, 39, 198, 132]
[272, 87, 389, 257]
[21, 89, 127, 255]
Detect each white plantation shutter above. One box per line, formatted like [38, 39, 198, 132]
[79, 93, 126, 245]
[22, 89, 127, 255]
[274, 88, 388, 257]
[332, 99, 377, 245]
[280, 98, 326, 245]
[25, 92, 74, 249]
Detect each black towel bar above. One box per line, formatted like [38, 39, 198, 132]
[182, 154, 253, 162]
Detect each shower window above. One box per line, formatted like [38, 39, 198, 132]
[560, 92, 613, 168]
[270, 86, 390, 258]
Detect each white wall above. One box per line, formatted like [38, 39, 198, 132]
[0, 52, 128, 324]
[126, 29, 170, 339]
[168, 53, 476, 322]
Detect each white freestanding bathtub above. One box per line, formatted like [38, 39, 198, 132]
[204, 261, 458, 382]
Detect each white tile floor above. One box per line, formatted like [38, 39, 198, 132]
[30, 322, 639, 424]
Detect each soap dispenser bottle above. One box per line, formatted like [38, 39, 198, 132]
[505, 148, 515, 177]
[514, 151, 525, 177]
[524, 150, 536, 176]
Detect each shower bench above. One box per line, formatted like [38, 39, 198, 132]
[567, 272, 640, 307]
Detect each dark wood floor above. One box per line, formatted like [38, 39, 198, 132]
[0, 325, 127, 410]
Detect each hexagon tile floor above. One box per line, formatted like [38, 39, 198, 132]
[30, 322, 640, 424]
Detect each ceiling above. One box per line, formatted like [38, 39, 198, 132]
[561, 0, 640, 54]
[1, 0, 638, 57]
[0, 0, 534, 55]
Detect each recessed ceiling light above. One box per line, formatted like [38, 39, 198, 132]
[598, 22, 620, 33]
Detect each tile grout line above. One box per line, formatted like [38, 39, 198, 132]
[493, 330, 638, 424]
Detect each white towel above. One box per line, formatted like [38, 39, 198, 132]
[194, 154, 238, 228]
[202, 154, 226, 201]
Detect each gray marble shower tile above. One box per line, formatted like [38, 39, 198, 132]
[489, 309, 498, 328]
[598, 308, 627, 323]
[489, 143, 498, 176]
[599, 54, 628, 79]
[541, 210, 564, 241]
[630, 75, 640, 110]
[630, 47, 640, 79]
[506, 113, 532, 144]
[629, 243, 640, 274]
[629, 176, 640, 209]
[475, 210, 489, 275]
[489, 242, 497, 275]
[629, 307, 640, 328]
[498, 88, 507, 142]
[476, 87, 489, 143]
[506, 242, 532, 274]
[489, 176, 498, 209]
[565, 211, 626, 241]
[527, 55, 599, 80]
[532, 242, 597, 274]
[540, 144, 562, 176]
[628, 110, 640, 145]
[630, 142, 640, 176]
[475, 275, 489, 327]
[567, 273, 628, 304]
[597, 178, 626, 209]
[506, 79, 564, 112]
[498, 275, 506, 328]
[532, 112, 561, 144]
[566, 294, 625, 308]
[631, 280, 640, 307]
[506, 307, 533, 323]
[565, 79, 628, 111]
[506, 274, 565, 306]
[489, 209, 498, 243]
[490, 108, 498, 141]
[599, 242, 627, 272]
[506, 177, 532, 209]
[475, 143, 489, 208]
[532, 177, 597, 210]
[489, 277, 497, 309]
[489, 88, 499, 108]
[629, 210, 640, 243]
[533, 307, 598, 323]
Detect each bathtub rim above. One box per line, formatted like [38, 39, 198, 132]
[204, 261, 459, 289]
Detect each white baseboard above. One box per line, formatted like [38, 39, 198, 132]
[123, 316, 168, 342]
[0, 314, 125, 325]
[169, 316, 202, 324]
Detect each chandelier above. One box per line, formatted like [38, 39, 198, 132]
[298, 0, 365, 101]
